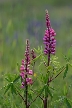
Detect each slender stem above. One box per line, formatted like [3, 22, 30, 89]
[48, 66, 66, 83]
[29, 92, 43, 107]
[44, 52, 50, 108]
[16, 85, 29, 108]
[33, 62, 35, 75]
[25, 66, 29, 108]
[48, 52, 50, 66]
[30, 89, 43, 100]
[43, 97, 47, 108]
[16, 89, 25, 102]
[43, 22, 51, 108]
[43, 43, 50, 108]
[25, 75, 28, 108]
[25, 62, 29, 108]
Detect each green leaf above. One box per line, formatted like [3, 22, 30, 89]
[69, 63, 72, 67]
[67, 99, 72, 105]
[65, 98, 71, 108]
[38, 86, 45, 95]
[28, 92, 32, 101]
[63, 64, 68, 79]
[34, 48, 39, 53]
[41, 46, 43, 52]
[40, 74, 49, 84]
[34, 46, 43, 54]
[4, 84, 11, 94]
[64, 55, 70, 62]
[45, 85, 53, 98]
[44, 85, 48, 97]
[11, 84, 17, 94]
[64, 83, 68, 95]
[32, 54, 42, 62]
[13, 75, 20, 83]
[38, 61, 44, 68]
[17, 63, 20, 72]
[6, 74, 13, 82]
[49, 86, 55, 91]
[38, 46, 40, 51]
[44, 84, 53, 98]
[56, 66, 64, 73]
[67, 47, 72, 60]
[47, 66, 53, 72]
[5, 77, 11, 82]
[44, 74, 49, 84]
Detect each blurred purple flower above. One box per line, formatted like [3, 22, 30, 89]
[43, 10, 56, 55]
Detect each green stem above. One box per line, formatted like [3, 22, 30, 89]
[48, 66, 66, 83]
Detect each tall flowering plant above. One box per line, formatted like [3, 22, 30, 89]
[43, 10, 56, 107]
[20, 39, 33, 108]
[4, 10, 72, 108]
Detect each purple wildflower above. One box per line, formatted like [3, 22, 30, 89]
[20, 71, 25, 79]
[43, 10, 56, 55]
[20, 65, 25, 71]
[21, 82, 25, 88]
[20, 39, 33, 88]
[26, 78, 33, 85]
[28, 70, 33, 75]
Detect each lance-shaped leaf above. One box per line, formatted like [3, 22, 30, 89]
[28, 92, 33, 101]
[34, 48, 39, 53]
[17, 63, 20, 72]
[67, 47, 72, 60]
[5, 77, 11, 82]
[11, 84, 17, 94]
[64, 55, 69, 61]
[13, 75, 20, 83]
[34, 46, 43, 54]
[31, 54, 42, 63]
[44, 85, 53, 98]
[63, 83, 68, 96]
[63, 64, 68, 79]
[44, 74, 49, 84]
[65, 98, 71, 108]
[67, 99, 72, 106]
[38, 86, 45, 95]
[6, 74, 13, 82]
[4, 84, 11, 94]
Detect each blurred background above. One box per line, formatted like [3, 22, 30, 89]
[0, 0, 72, 107]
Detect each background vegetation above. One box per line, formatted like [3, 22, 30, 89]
[0, 0, 72, 107]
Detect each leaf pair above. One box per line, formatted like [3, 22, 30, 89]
[38, 84, 53, 99]
[4, 75, 20, 94]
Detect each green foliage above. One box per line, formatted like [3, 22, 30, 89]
[44, 84, 53, 98]
[63, 83, 68, 96]
[63, 64, 68, 79]
[65, 98, 71, 108]
[4, 74, 20, 94]
[0, 1, 72, 108]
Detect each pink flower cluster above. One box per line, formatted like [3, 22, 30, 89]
[20, 40, 33, 88]
[43, 10, 56, 55]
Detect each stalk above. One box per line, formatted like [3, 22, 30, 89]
[25, 74, 29, 108]
[43, 10, 56, 108]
